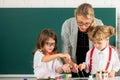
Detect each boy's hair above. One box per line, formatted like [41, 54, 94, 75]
[87, 25, 115, 41]
[33, 29, 58, 54]
[75, 3, 95, 26]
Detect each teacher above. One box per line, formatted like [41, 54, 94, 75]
[61, 3, 103, 77]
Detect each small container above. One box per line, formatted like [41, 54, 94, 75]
[96, 70, 108, 80]
[88, 75, 93, 80]
[96, 71, 102, 80]
[102, 71, 108, 80]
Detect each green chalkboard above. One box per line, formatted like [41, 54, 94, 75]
[0, 8, 116, 74]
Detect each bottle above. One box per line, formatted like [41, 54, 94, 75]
[102, 71, 108, 80]
[96, 69, 102, 80]
[88, 75, 93, 80]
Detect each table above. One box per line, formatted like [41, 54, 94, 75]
[0, 75, 120, 80]
[0, 74, 36, 80]
[70, 77, 120, 80]
[53, 76, 120, 80]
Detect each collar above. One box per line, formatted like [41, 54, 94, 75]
[46, 52, 54, 55]
[94, 46, 109, 54]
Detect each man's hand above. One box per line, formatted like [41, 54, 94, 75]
[70, 63, 78, 73]
[78, 63, 86, 71]
[62, 64, 71, 73]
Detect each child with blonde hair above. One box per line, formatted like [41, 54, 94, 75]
[79, 25, 120, 77]
[33, 29, 71, 79]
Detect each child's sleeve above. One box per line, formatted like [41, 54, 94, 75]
[53, 58, 63, 72]
[33, 51, 47, 78]
[112, 50, 120, 72]
[33, 51, 44, 68]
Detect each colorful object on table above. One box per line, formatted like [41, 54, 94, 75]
[55, 73, 71, 80]
[63, 73, 71, 80]
[96, 70, 108, 80]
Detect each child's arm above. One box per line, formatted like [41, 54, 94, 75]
[42, 53, 71, 62]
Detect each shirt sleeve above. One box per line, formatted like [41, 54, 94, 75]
[112, 50, 120, 72]
[33, 50, 44, 68]
[33, 50, 48, 78]
[53, 58, 63, 72]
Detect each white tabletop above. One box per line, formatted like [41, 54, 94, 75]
[0, 74, 120, 80]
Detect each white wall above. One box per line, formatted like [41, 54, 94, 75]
[0, 0, 120, 75]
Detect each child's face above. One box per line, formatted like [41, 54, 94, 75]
[43, 37, 55, 52]
[93, 39, 108, 51]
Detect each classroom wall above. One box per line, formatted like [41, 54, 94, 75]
[0, 0, 120, 75]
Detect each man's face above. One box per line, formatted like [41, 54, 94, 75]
[76, 15, 91, 32]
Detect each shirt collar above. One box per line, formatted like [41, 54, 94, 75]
[94, 46, 109, 54]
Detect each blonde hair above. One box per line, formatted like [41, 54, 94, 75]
[75, 3, 95, 26]
[87, 25, 115, 41]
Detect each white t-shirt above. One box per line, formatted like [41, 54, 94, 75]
[33, 49, 63, 79]
[85, 46, 120, 74]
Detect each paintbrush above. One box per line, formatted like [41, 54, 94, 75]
[81, 70, 85, 77]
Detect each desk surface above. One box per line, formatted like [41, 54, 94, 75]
[70, 77, 120, 80]
[0, 75, 120, 80]
[0, 74, 36, 80]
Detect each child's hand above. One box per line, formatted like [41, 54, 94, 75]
[61, 53, 72, 65]
[60, 53, 71, 60]
[62, 64, 71, 73]
[78, 63, 86, 71]
[108, 70, 115, 77]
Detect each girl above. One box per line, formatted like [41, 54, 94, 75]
[79, 25, 120, 77]
[33, 29, 71, 79]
